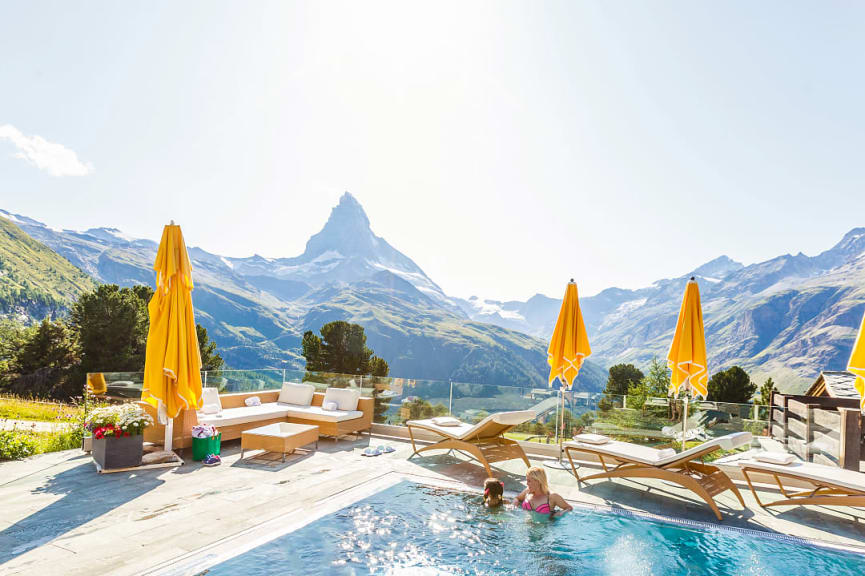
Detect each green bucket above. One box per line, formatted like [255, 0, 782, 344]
[192, 433, 221, 461]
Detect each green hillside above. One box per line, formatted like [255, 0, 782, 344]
[299, 274, 607, 389]
[0, 217, 95, 319]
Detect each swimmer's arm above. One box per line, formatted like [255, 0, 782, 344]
[550, 493, 572, 512]
[512, 488, 528, 506]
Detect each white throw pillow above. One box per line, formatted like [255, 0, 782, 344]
[575, 433, 609, 445]
[278, 382, 315, 406]
[323, 401, 339, 411]
[200, 387, 222, 413]
[244, 396, 262, 407]
[323, 387, 360, 411]
[431, 416, 462, 427]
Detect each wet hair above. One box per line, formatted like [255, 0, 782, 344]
[483, 477, 504, 506]
[526, 466, 550, 495]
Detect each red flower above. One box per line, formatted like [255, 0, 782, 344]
[124, 432, 130, 437]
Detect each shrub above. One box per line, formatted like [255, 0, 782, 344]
[0, 429, 40, 460]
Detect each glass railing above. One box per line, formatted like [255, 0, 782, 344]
[85, 368, 774, 454]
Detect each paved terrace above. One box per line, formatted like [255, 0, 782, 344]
[1, 434, 864, 575]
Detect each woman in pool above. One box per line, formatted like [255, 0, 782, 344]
[513, 466, 572, 517]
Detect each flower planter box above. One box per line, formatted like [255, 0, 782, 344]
[92, 434, 144, 470]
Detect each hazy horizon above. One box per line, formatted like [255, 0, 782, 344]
[2, 1, 864, 302]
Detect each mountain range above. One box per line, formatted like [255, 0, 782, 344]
[458, 232, 865, 393]
[3, 196, 863, 394]
[0, 195, 606, 390]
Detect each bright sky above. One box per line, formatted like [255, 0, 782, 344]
[1, 1, 864, 302]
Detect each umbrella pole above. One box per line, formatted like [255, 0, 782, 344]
[545, 384, 576, 472]
[165, 418, 174, 452]
[681, 381, 689, 452]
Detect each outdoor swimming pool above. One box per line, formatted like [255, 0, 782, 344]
[203, 481, 864, 575]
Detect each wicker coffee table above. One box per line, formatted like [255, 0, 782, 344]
[241, 423, 319, 462]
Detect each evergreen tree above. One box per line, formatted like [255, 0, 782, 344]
[70, 284, 151, 375]
[758, 377, 777, 406]
[196, 324, 225, 371]
[7, 318, 79, 398]
[604, 363, 644, 397]
[16, 318, 78, 374]
[707, 366, 757, 404]
[301, 321, 389, 377]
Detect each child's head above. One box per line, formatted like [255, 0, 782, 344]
[526, 466, 549, 495]
[483, 478, 504, 506]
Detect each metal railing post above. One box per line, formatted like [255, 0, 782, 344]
[448, 380, 453, 415]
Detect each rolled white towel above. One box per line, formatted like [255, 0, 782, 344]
[575, 433, 610, 445]
[431, 416, 462, 427]
[754, 451, 796, 465]
[656, 448, 677, 459]
[323, 401, 339, 411]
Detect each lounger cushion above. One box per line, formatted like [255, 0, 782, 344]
[565, 432, 752, 467]
[323, 387, 360, 411]
[198, 401, 365, 427]
[198, 403, 291, 427]
[408, 410, 536, 441]
[278, 382, 315, 406]
[282, 404, 363, 423]
[739, 460, 865, 494]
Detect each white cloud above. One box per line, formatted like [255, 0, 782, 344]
[0, 124, 93, 176]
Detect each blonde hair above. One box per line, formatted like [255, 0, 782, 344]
[526, 466, 549, 495]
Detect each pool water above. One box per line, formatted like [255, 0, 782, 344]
[205, 481, 864, 575]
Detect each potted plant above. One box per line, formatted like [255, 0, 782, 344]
[86, 404, 153, 470]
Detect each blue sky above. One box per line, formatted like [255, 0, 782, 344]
[1, 1, 863, 302]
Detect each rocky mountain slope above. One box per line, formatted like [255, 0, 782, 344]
[0, 197, 606, 390]
[461, 232, 865, 392]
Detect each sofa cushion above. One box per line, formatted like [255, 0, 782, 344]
[323, 387, 360, 411]
[278, 382, 315, 406]
[198, 403, 290, 427]
[282, 404, 364, 423]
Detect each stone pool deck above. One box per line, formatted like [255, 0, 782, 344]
[1, 435, 864, 575]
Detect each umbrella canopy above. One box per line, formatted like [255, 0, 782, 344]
[141, 223, 203, 423]
[547, 280, 592, 389]
[847, 309, 865, 412]
[667, 279, 708, 399]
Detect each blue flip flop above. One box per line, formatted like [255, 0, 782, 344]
[377, 445, 395, 454]
[361, 447, 382, 457]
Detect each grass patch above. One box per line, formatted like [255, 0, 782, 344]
[0, 395, 84, 423]
[0, 426, 84, 460]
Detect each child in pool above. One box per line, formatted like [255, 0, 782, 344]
[513, 466, 572, 517]
[483, 478, 504, 507]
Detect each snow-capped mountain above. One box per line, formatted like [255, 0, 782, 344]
[1, 195, 612, 388]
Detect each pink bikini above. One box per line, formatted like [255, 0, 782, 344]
[521, 497, 551, 515]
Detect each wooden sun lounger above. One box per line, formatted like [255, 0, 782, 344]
[563, 432, 752, 520]
[406, 410, 536, 478]
[739, 459, 865, 509]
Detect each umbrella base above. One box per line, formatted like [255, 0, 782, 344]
[544, 459, 578, 471]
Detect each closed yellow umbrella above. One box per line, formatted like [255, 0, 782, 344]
[546, 280, 592, 469]
[847, 309, 865, 412]
[141, 223, 203, 449]
[667, 277, 707, 448]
